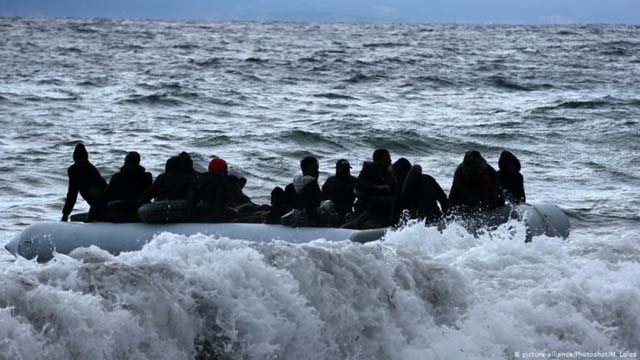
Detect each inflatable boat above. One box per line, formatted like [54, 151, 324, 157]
[4, 203, 569, 262]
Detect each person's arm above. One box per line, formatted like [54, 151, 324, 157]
[517, 173, 526, 203]
[139, 176, 161, 204]
[321, 177, 332, 200]
[432, 177, 449, 214]
[62, 167, 78, 221]
[448, 170, 462, 209]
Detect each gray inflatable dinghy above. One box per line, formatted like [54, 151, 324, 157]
[5, 203, 569, 262]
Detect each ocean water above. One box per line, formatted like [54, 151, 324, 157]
[1, 18, 639, 359]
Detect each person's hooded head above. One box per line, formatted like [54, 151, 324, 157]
[300, 156, 319, 179]
[498, 150, 521, 174]
[209, 158, 228, 176]
[461, 150, 488, 178]
[373, 149, 391, 170]
[178, 152, 194, 174]
[391, 158, 412, 183]
[73, 144, 89, 163]
[124, 151, 141, 167]
[335, 159, 352, 178]
[165, 156, 181, 174]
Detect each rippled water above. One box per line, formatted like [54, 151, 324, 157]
[1, 18, 639, 358]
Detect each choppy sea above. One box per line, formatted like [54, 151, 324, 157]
[1, 18, 639, 359]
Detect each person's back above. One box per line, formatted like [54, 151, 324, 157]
[191, 158, 237, 222]
[497, 150, 526, 204]
[282, 156, 322, 226]
[62, 144, 108, 222]
[322, 159, 356, 216]
[104, 152, 152, 203]
[395, 164, 448, 225]
[143, 156, 195, 202]
[448, 150, 502, 213]
[344, 149, 395, 229]
[415, 173, 448, 223]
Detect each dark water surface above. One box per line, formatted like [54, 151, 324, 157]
[0, 18, 639, 359]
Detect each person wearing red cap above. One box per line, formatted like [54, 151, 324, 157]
[190, 157, 237, 222]
[208, 158, 227, 174]
[61, 143, 108, 222]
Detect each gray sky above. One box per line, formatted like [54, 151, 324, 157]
[1, 0, 639, 23]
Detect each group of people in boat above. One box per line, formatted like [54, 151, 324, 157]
[61, 143, 525, 229]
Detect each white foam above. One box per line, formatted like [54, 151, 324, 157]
[0, 220, 638, 359]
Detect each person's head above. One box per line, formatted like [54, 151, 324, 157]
[300, 156, 319, 178]
[124, 151, 141, 167]
[391, 158, 412, 182]
[498, 150, 521, 174]
[335, 159, 352, 177]
[73, 143, 89, 163]
[166, 156, 181, 174]
[373, 149, 391, 169]
[461, 150, 487, 177]
[178, 152, 194, 173]
[208, 158, 228, 175]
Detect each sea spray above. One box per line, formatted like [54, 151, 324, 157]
[1, 220, 638, 359]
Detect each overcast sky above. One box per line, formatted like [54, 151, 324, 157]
[1, 0, 639, 24]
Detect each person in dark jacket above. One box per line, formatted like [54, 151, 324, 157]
[322, 159, 356, 218]
[141, 156, 196, 203]
[448, 150, 502, 213]
[398, 164, 449, 225]
[344, 149, 395, 229]
[497, 150, 526, 204]
[282, 156, 322, 226]
[103, 151, 153, 222]
[178, 151, 200, 177]
[265, 186, 289, 224]
[190, 158, 238, 222]
[389, 158, 413, 224]
[62, 144, 108, 222]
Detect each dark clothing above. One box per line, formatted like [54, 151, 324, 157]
[189, 172, 237, 222]
[498, 171, 526, 204]
[266, 186, 289, 224]
[497, 151, 525, 204]
[355, 162, 395, 198]
[141, 156, 196, 203]
[284, 175, 322, 219]
[412, 175, 449, 223]
[353, 162, 395, 225]
[322, 175, 356, 216]
[192, 173, 234, 208]
[449, 164, 502, 213]
[63, 161, 107, 220]
[104, 164, 153, 203]
[142, 172, 197, 203]
[392, 165, 448, 225]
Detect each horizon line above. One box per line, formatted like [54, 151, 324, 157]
[1, 14, 639, 26]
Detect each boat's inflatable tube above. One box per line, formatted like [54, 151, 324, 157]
[4, 203, 569, 261]
[5, 223, 360, 262]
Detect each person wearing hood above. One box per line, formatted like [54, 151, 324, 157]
[140, 155, 197, 203]
[282, 156, 322, 226]
[178, 151, 200, 177]
[344, 149, 396, 229]
[448, 150, 502, 213]
[497, 150, 526, 204]
[397, 164, 448, 225]
[190, 158, 238, 222]
[389, 158, 413, 224]
[61, 143, 108, 222]
[103, 151, 153, 222]
[322, 159, 356, 218]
